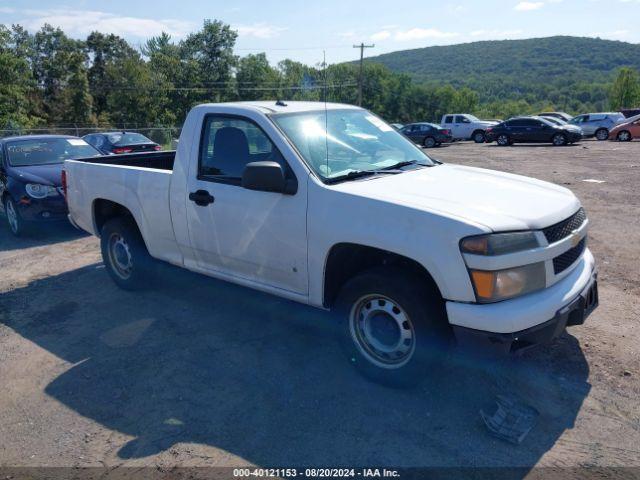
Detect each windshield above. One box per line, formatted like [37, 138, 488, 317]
[107, 133, 153, 145]
[465, 114, 480, 122]
[6, 138, 100, 167]
[272, 109, 436, 181]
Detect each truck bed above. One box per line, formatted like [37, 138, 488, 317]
[76, 151, 176, 170]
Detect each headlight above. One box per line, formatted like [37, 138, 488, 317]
[25, 183, 59, 199]
[469, 262, 546, 303]
[460, 231, 540, 256]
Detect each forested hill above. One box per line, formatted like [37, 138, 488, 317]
[367, 36, 640, 107]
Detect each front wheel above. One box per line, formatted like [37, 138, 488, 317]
[595, 128, 609, 141]
[552, 133, 568, 146]
[497, 134, 511, 146]
[473, 131, 486, 143]
[423, 136, 437, 148]
[100, 216, 156, 290]
[334, 267, 450, 387]
[4, 197, 25, 236]
[617, 130, 632, 142]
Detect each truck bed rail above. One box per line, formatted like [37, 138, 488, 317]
[74, 151, 176, 170]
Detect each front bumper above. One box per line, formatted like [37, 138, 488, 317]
[447, 248, 597, 354]
[15, 195, 68, 223]
[453, 271, 597, 354]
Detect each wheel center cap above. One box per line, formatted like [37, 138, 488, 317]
[368, 312, 401, 347]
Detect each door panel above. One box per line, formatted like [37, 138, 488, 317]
[185, 114, 308, 295]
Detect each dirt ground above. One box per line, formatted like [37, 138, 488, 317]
[0, 139, 639, 476]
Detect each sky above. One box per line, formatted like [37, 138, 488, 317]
[0, 0, 638, 65]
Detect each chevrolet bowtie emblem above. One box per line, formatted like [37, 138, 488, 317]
[570, 230, 581, 247]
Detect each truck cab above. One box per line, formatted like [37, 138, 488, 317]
[65, 101, 598, 386]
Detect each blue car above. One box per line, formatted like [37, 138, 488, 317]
[0, 135, 101, 236]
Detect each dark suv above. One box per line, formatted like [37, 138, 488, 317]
[400, 123, 452, 148]
[83, 132, 160, 155]
[485, 117, 583, 146]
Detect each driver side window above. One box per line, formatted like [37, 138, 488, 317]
[199, 115, 289, 183]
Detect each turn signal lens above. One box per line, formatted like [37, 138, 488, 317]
[470, 270, 495, 299]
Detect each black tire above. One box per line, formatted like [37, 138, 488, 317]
[595, 128, 609, 141]
[472, 130, 486, 143]
[100, 216, 156, 290]
[334, 266, 450, 388]
[552, 133, 567, 146]
[4, 197, 26, 237]
[497, 134, 511, 146]
[423, 136, 437, 148]
[617, 130, 632, 142]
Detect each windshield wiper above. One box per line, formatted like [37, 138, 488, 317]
[325, 169, 401, 184]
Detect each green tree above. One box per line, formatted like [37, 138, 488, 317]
[86, 31, 139, 119]
[0, 25, 36, 129]
[236, 53, 280, 100]
[610, 67, 640, 110]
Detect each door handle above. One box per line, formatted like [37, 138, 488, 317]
[189, 189, 215, 206]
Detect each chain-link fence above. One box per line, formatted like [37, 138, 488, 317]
[0, 126, 182, 150]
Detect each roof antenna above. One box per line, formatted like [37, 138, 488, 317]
[323, 50, 329, 177]
[275, 100, 287, 107]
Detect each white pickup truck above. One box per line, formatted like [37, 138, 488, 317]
[441, 114, 499, 143]
[65, 101, 598, 385]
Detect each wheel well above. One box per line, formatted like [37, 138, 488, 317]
[472, 129, 485, 135]
[93, 199, 134, 235]
[323, 243, 443, 308]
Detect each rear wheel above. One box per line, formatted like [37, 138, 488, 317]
[595, 128, 609, 141]
[497, 134, 511, 146]
[423, 136, 437, 148]
[552, 133, 567, 146]
[335, 267, 450, 387]
[100, 216, 156, 290]
[473, 131, 486, 143]
[4, 197, 25, 236]
[617, 130, 632, 142]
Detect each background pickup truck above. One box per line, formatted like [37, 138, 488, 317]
[65, 101, 598, 386]
[441, 114, 499, 143]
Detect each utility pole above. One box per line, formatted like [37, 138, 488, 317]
[353, 43, 375, 106]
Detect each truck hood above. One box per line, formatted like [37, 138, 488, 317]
[8, 163, 63, 186]
[334, 164, 580, 232]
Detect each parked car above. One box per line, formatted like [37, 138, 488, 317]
[440, 114, 498, 143]
[568, 112, 626, 140]
[65, 101, 598, 386]
[608, 114, 640, 142]
[620, 108, 640, 118]
[540, 116, 584, 135]
[538, 112, 573, 122]
[0, 135, 100, 235]
[485, 116, 583, 146]
[400, 122, 452, 148]
[83, 131, 161, 155]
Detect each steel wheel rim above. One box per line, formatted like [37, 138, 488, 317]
[553, 134, 566, 146]
[475, 133, 484, 142]
[596, 129, 608, 140]
[349, 295, 416, 369]
[6, 200, 18, 233]
[425, 137, 435, 147]
[108, 233, 133, 280]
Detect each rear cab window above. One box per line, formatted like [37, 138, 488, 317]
[444, 116, 454, 124]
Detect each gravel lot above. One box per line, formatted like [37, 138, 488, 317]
[0, 139, 639, 474]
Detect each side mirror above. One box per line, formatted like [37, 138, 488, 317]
[242, 161, 295, 194]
